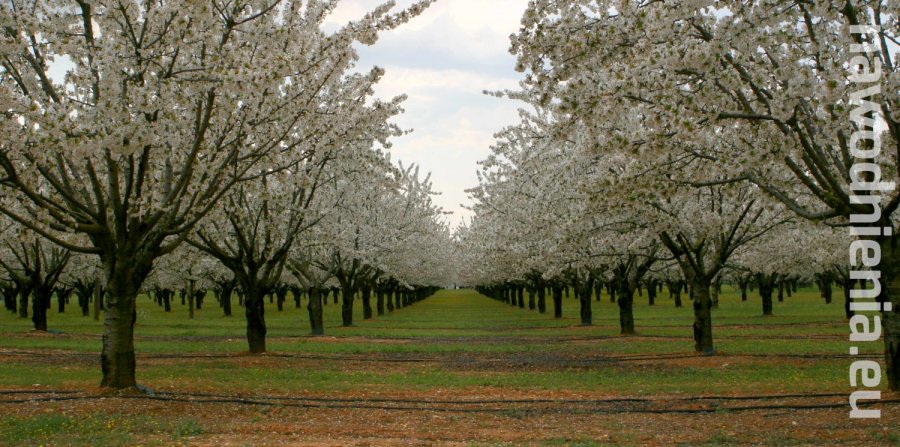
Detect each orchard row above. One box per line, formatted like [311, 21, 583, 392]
[455, 1, 899, 389]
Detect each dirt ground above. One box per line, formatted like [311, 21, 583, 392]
[1, 346, 897, 446]
[1, 387, 896, 446]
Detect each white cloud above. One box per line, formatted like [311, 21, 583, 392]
[328, 0, 530, 228]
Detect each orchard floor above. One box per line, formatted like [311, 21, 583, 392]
[0, 287, 898, 446]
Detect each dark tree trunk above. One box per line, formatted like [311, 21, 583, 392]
[18, 287, 29, 318]
[3, 286, 17, 313]
[516, 286, 524, 308]
[56, 289, 70, 314]
[333, 288, 339, 305]
[527, 288, 535, 310]
[276, 288, 286, 311]
[551, 285, 562, 319]
[387, 289, 395, 312]
[668, 280, 683, 308]
[341, 285, 354, 326]
[578, 280, 592, 326]
[163, 291, 172, 313]
[31, 288, 51, 331]
[244, 286, 267, 354]
[376, 289, 385, 316]
[617, 281, 634, 335]
[691, 280, 714, 354]
[777, 279, 785, 302]
[221, 285, 233, 317]
[647, 281, 656, 306]
[77, 291, 90, 316]
[292, 287, 302, 309]
[99, 259, 143, 389]
[307, 288, 324, 336]
[841, 278, 854, 319]
[710, 280, 720, 309]
[362, 287, 373, 320]
[537, 286, 546, 314]
[758, 274, 775, 316]
[187, 282, 195, 320]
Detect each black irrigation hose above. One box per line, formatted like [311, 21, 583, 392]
[0, 388, 875, 405]
[0, 389, 81, 395]
[1, 392, 896, 415]
[0, 349, 879, 364]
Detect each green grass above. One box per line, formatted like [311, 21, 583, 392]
[0, 286, 885, 446]
[0, 413, 196, 447]
[0, 286, 878, 396]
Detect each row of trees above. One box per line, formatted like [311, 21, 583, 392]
[0, 0, 453, 389]
[457, 1, 898, 388]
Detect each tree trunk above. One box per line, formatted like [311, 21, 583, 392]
[362, 287, 373, 320]
[187, 281, 195, 320]
[31, 288, 51, 331]
[293, 288, 302, 309]
[710, 281, 720, 309]
[221, 286, 233, 317]
[92, 278, 102, 321]
[163, 291, 172, 313]
[387, 289, 395, 312]
[758, 275, 774, 316]
[669, 280, 683, 307]
[99, 260, 141, 389]
[527, 288, 535, 310]
[578, 281, 592, 326]
[617, 281, 634, 335]
[551, 285, 562, 318]
[244, 286, 267, 354]
[537, 286, 546, 314]
[691, 280, 714, 354]
[18, 288, 29, 319]
[307, 288, 324, 336]
[341, 285, 354, 326]
[777, 279, 785, 302]
[56, 289, 68, 314]
[3, 286, 17, 313]
[376, 289, 385, 316]
[647, 281, 656, 306]
[842, 278, 854, 320]
[77, 290, 90, 316]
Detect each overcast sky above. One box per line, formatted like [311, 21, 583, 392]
[325, 0, 531, 229]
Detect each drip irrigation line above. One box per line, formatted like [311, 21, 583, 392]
[0, 392, 894, 415]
